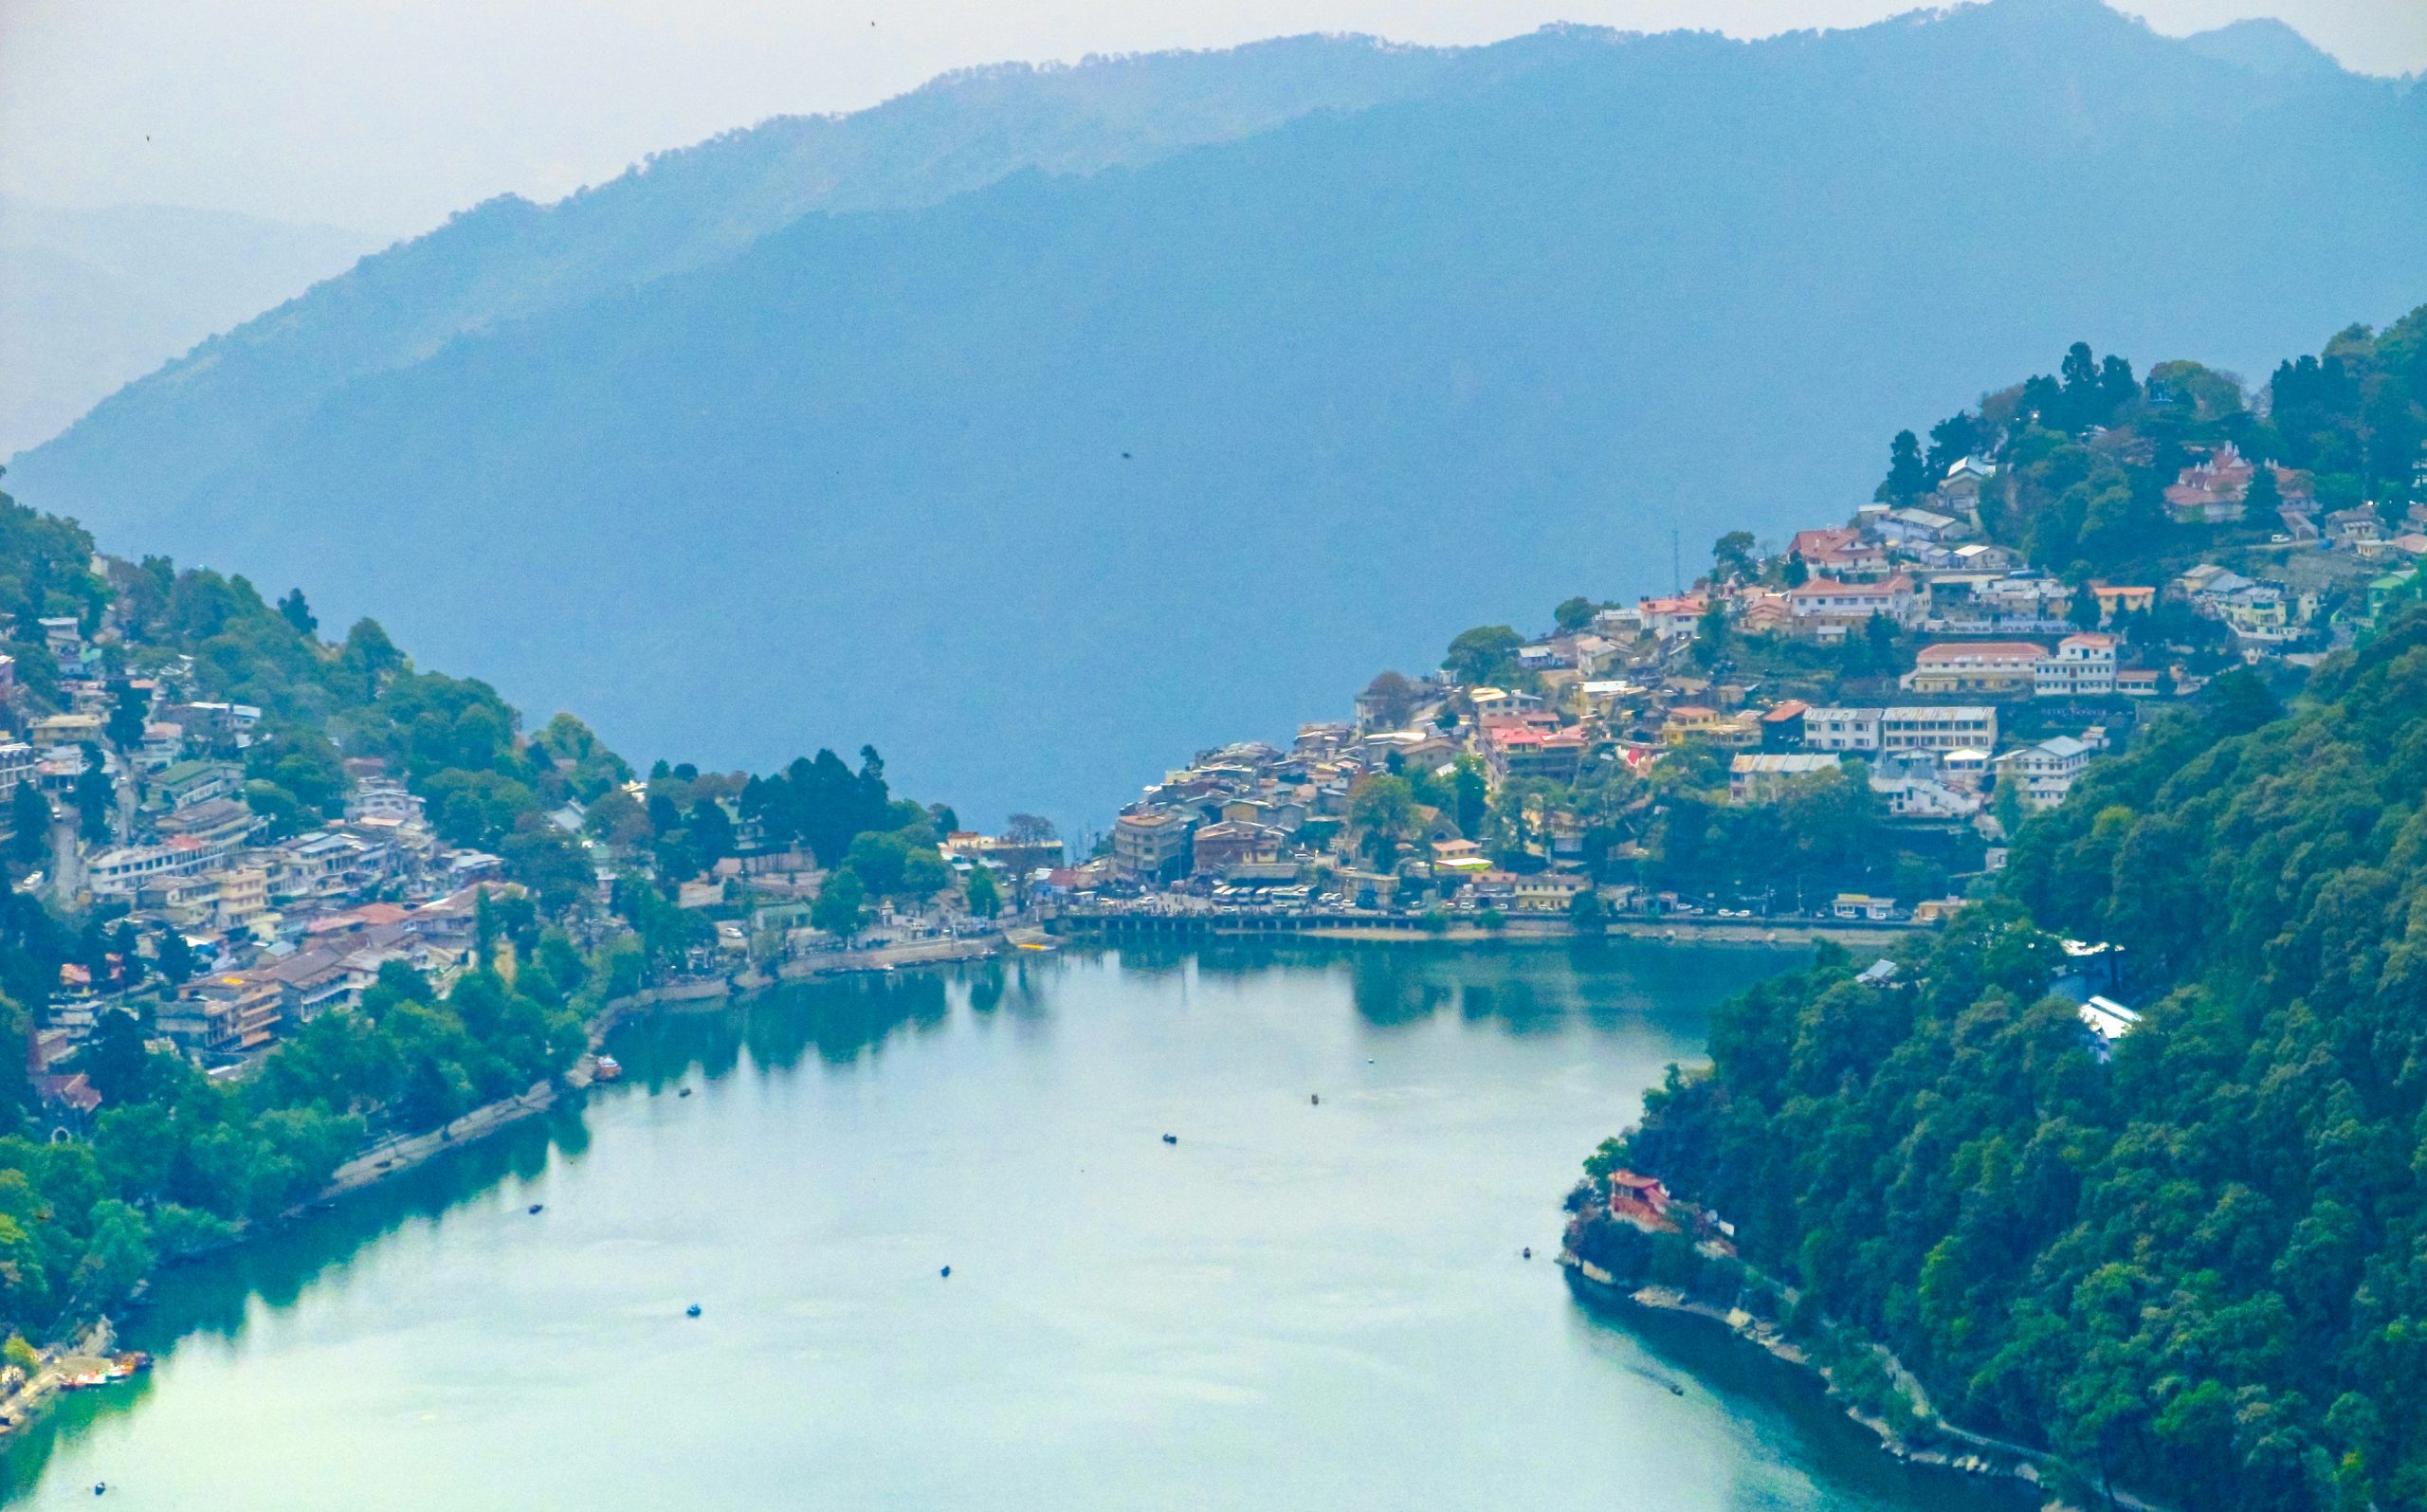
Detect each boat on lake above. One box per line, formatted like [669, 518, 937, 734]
[593, 1056, 623, 1083]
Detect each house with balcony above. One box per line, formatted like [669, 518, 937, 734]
[1996, 736, 2094, 809]
[1112, 807, 1196, 884]
[1790, 528, 1891, 581]
[1901, 642, 2045, 699]
[2035, 634, 2118, 698]
[1786, 575, 1918, 639]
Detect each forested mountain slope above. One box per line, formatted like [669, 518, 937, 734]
[1614, 595, 2427, 1508]
[13, 0, 2424, 824]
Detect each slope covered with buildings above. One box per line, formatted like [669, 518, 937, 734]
[1067, 312, 2427, 934]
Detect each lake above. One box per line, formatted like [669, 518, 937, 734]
[0, 941, 2026, 1510]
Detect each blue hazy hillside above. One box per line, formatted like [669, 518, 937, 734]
[12, 0, 2424, 826]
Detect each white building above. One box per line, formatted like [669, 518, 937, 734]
[1786, 575, 1920, 638]
[2078, 995, 2142, 1058]
[87, 838, 218, 895]
[1802, 707, 1884, 752]
[1868, 752, 1983, 820]
[1802, 705, 1997, 754]
[345, 778, 426, 825]
[1879, 706, 1998, 753]
[2036, 634, 2118, 698]
[1996, 737, 2094, 810]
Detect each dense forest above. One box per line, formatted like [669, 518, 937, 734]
[1578, 308, 2427, 1511]
[1599, 613, 2427, 1510]
[1880, 305, 2424, 587]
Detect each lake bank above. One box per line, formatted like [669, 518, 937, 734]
[0, 942, 2031, 1511]
[1559, 1246, 2162, 1512]
[0, 926, 1055, 1446]
[1054, 909, 1919, 948]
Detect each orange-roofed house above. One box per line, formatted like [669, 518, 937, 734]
[1606, 1171, 1679, 1231]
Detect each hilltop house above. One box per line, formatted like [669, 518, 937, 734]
[1636, 593, 1708, 640]
[2164, 442, 2255, 523]
[1875, 507, 1971, 549]
[1935, 455, 1998, 523]
[1790, 528, 1890, 581]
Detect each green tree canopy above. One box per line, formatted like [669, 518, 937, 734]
[1443, 625, 1523, 686]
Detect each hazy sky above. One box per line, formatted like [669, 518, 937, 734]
[2, 0, 2419, 237]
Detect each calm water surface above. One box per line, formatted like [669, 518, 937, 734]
[1, 942, 2025, 1510]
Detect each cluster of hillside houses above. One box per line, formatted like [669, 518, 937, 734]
[1074, 447, 2422, 921]
[0, 598, 1079, 1121]
[0, 618, 526, 1113]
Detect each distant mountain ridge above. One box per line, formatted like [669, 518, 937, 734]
[13, 0, 2425, 826]
[15, 34, 1464, 520]
[0, 198, 376, 456]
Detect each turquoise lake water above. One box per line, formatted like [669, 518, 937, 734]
[0, 942, 2027, 1510]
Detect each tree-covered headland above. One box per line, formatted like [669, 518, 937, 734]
[1583, 613, 2427, 1509]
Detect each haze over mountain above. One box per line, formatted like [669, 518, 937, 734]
[12, 0, 2424, 827]
[0, 198, 378, 456]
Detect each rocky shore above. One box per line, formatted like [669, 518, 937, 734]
[1559, 1250, 2167, 1512]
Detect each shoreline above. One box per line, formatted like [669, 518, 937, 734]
[1559, 1253, 2164, 1512]
[319, 925, 1053, 1202]
[1056, 913, 1915, 949]
[0, 925, 1050, 1444]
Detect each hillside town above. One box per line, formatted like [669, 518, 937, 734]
[0, 573, 1057, 1120]
[1058, 425, 2426, 927]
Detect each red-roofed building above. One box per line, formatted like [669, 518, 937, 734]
[1786, 574, 1918, 636]
[2162, 443, 2308, 525]
[1790, 528, 1890, 581]
[1606, 1170, 1679, 1232]
[1636, 593, 1708, 640]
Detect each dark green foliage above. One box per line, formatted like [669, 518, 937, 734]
[1611, 606, 2427, 1510]
[71, 748, 112, 844]
[811, 870, 867, 941]
[1444, 626, 1524, 687]
[103, 680, 148, 753]
[275, 589, 317, 639]
[1959, 313, 2427, 591]
[0, 959, 583, 1337]
[1875, 429, 1928, 505]
[961, 864, 1001, 920]
[8, 784, 49, 868]
[245, 723, 347, 820]
[736, 747, 893, 868]
[500, 815, 594, 914]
